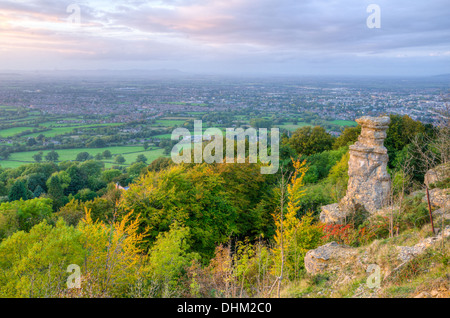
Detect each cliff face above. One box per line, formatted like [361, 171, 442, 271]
[320, 116, 391, 224]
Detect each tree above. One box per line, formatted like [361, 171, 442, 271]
[76, 152, 92, 162]
[385, 114, 426, 167]
[36, 134, 45, 142]
[271, 159, 323, 292]
[333, 126, 361, 149]
[8, 180, 31, 202]
[0, 219, 85, 297]
[143, 142, 150, 150]
[128, 162, 147, 179]
[120, 164, 238, 260]
[287, 126, 334, 156]
[66, 165, 87, 195]
[250, 118, 272, 129]
[147, 223, 198, 296]
[102, 150, 112, 159]
[32, 152, 43, 163]
[115, 155, 126, 165]
[33, 185, 45, 198]
[101, 169, 122, 184]
[147, 157, 173, 172]
[47, 175, 67, 211]
[0, 198, 53, 238]
[45, 150, 59, 162]
[135, 154, 148, 164]
[26, 138, 37, 147]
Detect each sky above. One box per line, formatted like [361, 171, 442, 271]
[0, 0, 449, 76]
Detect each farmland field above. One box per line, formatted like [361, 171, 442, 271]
[277, 122, 312, 131]
[155, 119, 188, 126]
[0, 146, 167, 169]
[0, 126, 37, 137]
[328, 120, 357, 127]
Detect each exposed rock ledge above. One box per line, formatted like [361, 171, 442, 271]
[304, 226, 450, 277]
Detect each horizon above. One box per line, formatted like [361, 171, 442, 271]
[1, 0, 449, 77]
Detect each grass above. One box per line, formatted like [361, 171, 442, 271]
[328, 120, 357, 127]
[23, 123, 123, 138]
[155, 120, 188, 127]
[152, 133, 173, 139]
[0, 126, 36, 137]
[277, 122, 312, 131]
[0, 146, 167, 169]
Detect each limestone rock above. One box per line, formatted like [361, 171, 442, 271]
[319, 116, 392, 224]
[422, 188, 450, 209]
[396, 226, 450, 263]
[432, 208, 450, 220]
[424, 163, 450, 188]
[342, 116, 391, 214]
[320, 203, 346, 224]
[304, 242, 359, 275]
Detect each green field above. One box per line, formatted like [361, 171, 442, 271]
[155, 119, 188, 127]
[328, 120, 357, 127]
[0, 146, 167, 169]
[0, 126, 36, 137]
[23, 123, 124, 138]
[277, 122, 312, 131]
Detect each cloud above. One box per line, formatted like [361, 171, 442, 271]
[0, 0, 449, 75]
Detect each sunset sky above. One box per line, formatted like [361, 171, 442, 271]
[0, 0, 449, 76]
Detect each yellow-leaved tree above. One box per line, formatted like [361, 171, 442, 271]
[71, 208, 149, 297]
[271, 159, 323, 296]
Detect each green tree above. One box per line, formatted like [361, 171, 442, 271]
[33, 185, 45, 198]
[121, 164, 238, 260]
[250, 118, 272, 129]
[0, 198, 53, 239]
[45, 150, 59, 162]
[135, 154, 148, 164]
[333, 126, 361, 149]
[76, 152, 92, 162]
[47, 175, 67, 211]
[287, 126, 334, 156]
[115, 155, 126, 165]
[101, 169, 122, 184]
[147, 223, 199, 296]
[0, 219, 85, 297]
[128, 162, 147, 179]
[66, 165, 87, 196]
[32, 152, 43, 163]
[8, 180, 30, 202]
[102, 150, 112, 159]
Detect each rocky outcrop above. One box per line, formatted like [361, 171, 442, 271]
[305, 226, 450, 278]
[304, 242, 360, 275]
[422, 188, 450, 209]
[320, 116, 391, 224]
[424, 163, 449, 188]
[319, 203, 345, 224]
[396, 226, 450, 263]
[342, 116, 391, 214]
